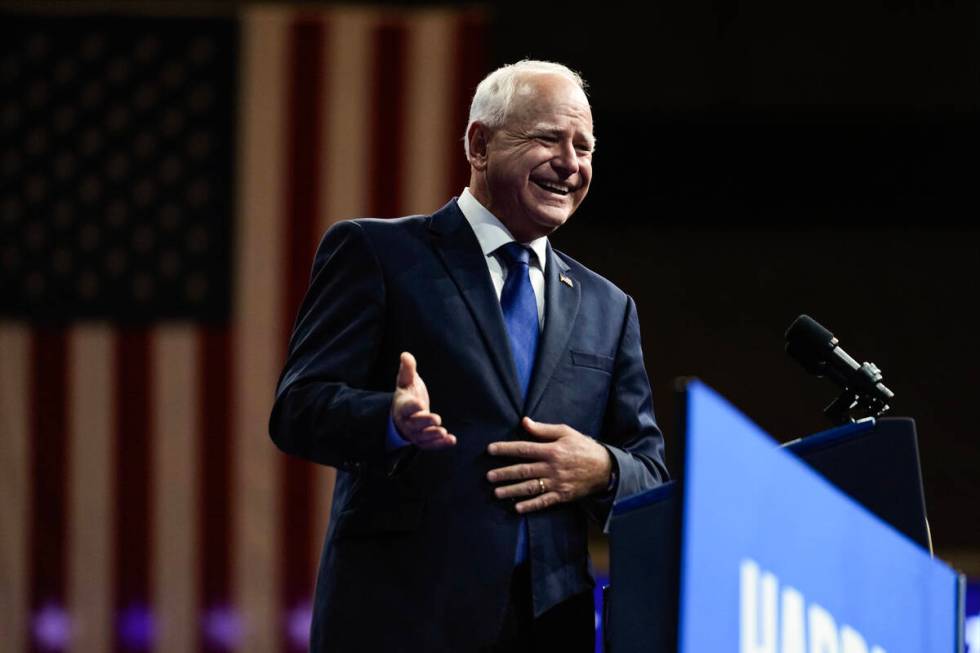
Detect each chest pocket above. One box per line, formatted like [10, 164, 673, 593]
[570, 350, 615, 374]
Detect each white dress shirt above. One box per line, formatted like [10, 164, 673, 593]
[457, 188, 547, 329]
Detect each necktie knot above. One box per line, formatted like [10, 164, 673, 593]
[497, 242, 533, 269]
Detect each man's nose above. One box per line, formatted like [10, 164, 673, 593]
[552, 140, 579, 176]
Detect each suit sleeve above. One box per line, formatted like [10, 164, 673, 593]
[586, 294, 669, 530]
[268, 220, 392, 471]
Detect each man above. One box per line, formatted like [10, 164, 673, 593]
[270, 60, 667, 651]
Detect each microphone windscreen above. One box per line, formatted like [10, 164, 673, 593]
[785, 315, 835, 375]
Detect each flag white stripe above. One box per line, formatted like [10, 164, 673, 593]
[404, 10, 456, 215]
[309, 7, 377, 575]
[152, 326, 199, 653]
[0, 324, 30, 653]
[67, 326, 113, 653]
[320, 8, 372, 234]
[236, 7, 288, 653]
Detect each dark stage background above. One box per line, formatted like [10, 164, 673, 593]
[487, 2, 979, 557]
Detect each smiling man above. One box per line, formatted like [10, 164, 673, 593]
[467, 68, 594, 242]
[270, 60, 668, 652]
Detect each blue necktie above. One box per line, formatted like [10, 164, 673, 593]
[497, 242, 539, 565]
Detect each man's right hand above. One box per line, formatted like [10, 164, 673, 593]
[391, 352, 457, 450]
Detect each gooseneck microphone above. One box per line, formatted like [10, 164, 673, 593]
[785, 315, 894, 424]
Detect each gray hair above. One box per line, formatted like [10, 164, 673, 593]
[464, 60, 588, 157]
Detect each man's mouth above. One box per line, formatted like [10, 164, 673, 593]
[532, 179, 572, 196]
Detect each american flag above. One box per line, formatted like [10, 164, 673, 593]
[0, 5, 486, 652]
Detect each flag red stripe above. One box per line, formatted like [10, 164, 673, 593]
[370, 22, 408, 218]
[448, 13, 487, 196]
[283, 15, 328, 321]
[113, 328, 152, 652]
[281, 16, 326, 644]
[199, 325, 232, 652]
[29, 327, 68, 651]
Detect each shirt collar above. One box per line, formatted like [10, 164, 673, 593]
[457, 188, 548, 272]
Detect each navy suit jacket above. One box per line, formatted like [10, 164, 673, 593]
[269, 199, 667, 651]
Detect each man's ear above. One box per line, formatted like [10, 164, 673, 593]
[467, 122, 490, 171]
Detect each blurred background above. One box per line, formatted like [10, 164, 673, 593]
[0, 0, 976, 651]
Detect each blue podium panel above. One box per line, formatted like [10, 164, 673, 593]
[678, 381, 959, 653]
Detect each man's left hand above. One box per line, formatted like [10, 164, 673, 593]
[487, 417, 613, 514]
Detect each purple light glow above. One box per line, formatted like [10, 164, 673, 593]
[32, 603, 71, 650]
[202, 605, 243, 650]
[967, 581, 980, 653]
[286, 602, 312, 649]
[118, 604, 155, 649]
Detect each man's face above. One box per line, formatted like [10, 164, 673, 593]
[473, 74, 594, 242]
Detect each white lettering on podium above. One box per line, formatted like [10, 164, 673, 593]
[807, 604, 839, 653]
[966, 615, 980, 653]
[741, 559, 777, 653]
[841, 625, 881, 653]
[739, 559, 887, 653]
[963, 614, 980, 653]
[780, 585, 806, 653]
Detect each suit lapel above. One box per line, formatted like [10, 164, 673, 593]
[428, 201, 523, 413]
[525, 244, 580, 416]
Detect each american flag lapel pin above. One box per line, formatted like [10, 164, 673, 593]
[559, 274, 574, 288]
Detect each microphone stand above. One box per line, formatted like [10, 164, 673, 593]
[823, 361, 892, 425]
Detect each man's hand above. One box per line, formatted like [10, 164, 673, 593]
[391, 352, 457, 450]
[486, 417, 613, 513]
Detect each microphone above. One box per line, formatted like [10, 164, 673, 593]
[785, 315, 894, 423]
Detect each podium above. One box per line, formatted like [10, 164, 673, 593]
[606, 381, 965, 653]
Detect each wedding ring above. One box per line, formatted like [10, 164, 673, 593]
[537, 478, 546, 494]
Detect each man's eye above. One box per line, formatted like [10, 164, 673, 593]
[536, 134, 558, 143]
